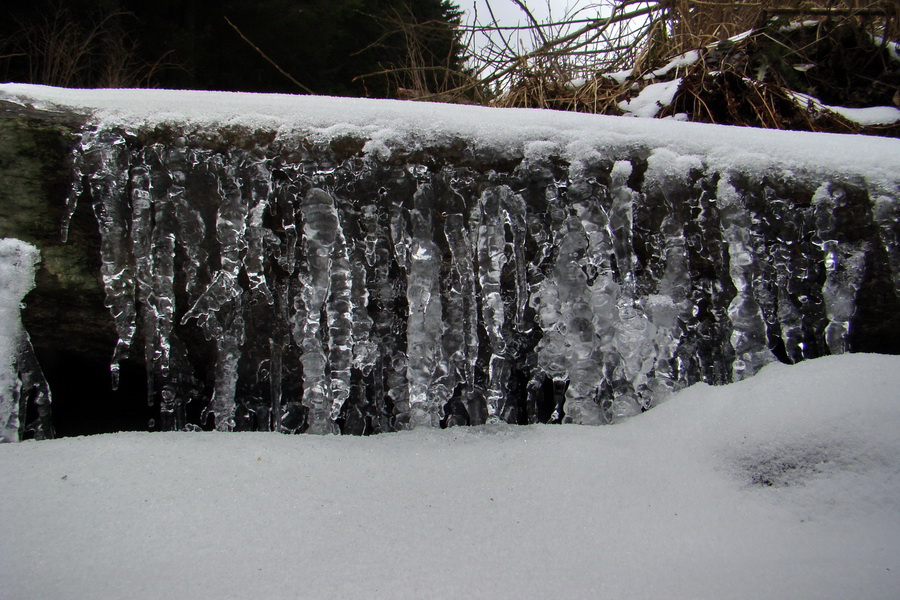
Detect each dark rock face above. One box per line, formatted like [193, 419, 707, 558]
[1, 100, 898, 438]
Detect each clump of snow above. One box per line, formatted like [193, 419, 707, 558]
[3, 84, 898, 192]
[778, 20, 822, 34]
[644, 147, 703, 188]
[618, 79, 682, 118]
[645, 50, 700, 79]
[0, 239, 40, 443]
[868, 34, 900, 63]
[789, 91, 900, 126]
[723, 29, 755, 44]
[1, 354, 898, 599]
[606, 69, 632, 83]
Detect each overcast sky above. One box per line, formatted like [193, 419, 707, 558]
[455, 1, 615, 54]
[457, 0, 580, 26]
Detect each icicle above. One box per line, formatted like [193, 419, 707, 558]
[296, 187, 338, 433]
[326, 208, 353, 423]
[129, 151, 157, 407]
[181, 153, 248, 430]
[350, 251, 376, 375]
[717, 179, 774, 380]
[812, 184, 869, 354]
[153, 144, 184, 378]
[87, 130, 135, 389]
[873, 194, 900, 298]
[61, 131, 89, 243]
[355, 200, 384, 425]
[474, 187, 509, 422]
[532, 215, 607, 425]
[173, 152, 208, 304]
[130, 143, 181, 416]
[406, 198, 443, 427]
[244, 156, 276, 305]
[442, 212, 478, 423]
[764, 194, 808, 364]
[609, 161, 638, 295]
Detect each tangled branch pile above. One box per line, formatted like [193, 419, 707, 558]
[448, 0, 900, 136]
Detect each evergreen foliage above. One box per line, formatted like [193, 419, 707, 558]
[0, 0, 466, 97]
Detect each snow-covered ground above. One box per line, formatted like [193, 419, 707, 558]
[2, 353, 898, 600]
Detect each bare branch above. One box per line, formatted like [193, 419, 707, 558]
[224, 16, 314, 95]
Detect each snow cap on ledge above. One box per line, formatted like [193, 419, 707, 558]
[1, 83, 899, 191]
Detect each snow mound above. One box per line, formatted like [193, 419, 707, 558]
[1, 354, 898, 599]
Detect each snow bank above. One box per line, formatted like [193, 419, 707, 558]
[1, 354, 898, 599]
[2, 83, 899, 190]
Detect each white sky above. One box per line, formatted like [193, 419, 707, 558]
[457, 0, 578, 25]
[456, 1, 619, 56]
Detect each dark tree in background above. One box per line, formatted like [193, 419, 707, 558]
[0, 0, 466, 97]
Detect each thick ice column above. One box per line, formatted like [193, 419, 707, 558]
[244, 157, 276, 306]
[533, 213, 608, 425]
[717, 179, 774, 380]
[357, 200, 396, 432]
[647, 212, 692, 398]
[812, 184, 868, 354]
[326, 207, 354, 423]
[442, 212, 478, 423]
[296, 187, 340, 434]
[130, 152, 155, 406]
[131, 144, 180, 422]
[0, 240, 51, 442]
[180, 154, 248, 430]
[406, 196, 443, 427]
[474, 185, 526, 422]
[873, 194, 900, 299]
[609, 161, 638, 296]
[86, 130, 135, 389]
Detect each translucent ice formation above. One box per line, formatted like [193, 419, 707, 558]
[52, 126, 898, 434]
[0, 240, 52, 442]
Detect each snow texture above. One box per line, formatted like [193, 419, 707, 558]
[2, 84, 899, 189]
[645, 50, 700, 79]
[788, 90, 900, 126]
[1, 354, 898, 599]
[618, 79, 683, 118]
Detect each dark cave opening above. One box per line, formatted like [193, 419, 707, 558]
[35, 349, 152, 438]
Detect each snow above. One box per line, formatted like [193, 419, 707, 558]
[618, 78, 682, 118]
[645, 50, 700, 79]
[788, 91, 900, 126]
[606, 68, 632, 83]
[2, 84, 900, 191]
[1, 353, 898, 599]
[0, 239, 40, 442]
[867, 34, 900, 63]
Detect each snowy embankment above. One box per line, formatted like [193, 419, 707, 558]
[2, 353, 898, 600]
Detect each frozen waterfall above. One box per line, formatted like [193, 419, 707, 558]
[1, 85, 898, 438]
[65, 133, 897, 434]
